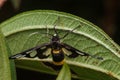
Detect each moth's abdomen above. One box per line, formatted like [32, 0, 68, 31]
[52, 49, 65, 65]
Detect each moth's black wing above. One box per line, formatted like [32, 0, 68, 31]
[61, 43, 89, 58]
[9, 43, 50, 59]
[61, 43, 103, 60]
[36, 47, 51, 59]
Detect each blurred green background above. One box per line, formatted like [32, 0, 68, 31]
[0, 0, 120, 80]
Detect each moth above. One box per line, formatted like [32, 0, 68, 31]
[9, 17, 103, 65]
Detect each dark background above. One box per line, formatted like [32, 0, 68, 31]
[0, 0, 120, 80]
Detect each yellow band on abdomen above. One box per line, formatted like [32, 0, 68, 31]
[52, 50, 60, 54]
[53, 59, 65, 65]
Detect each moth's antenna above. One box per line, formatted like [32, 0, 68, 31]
[61, 25, 80, 39]
[54, 17, 60, 35]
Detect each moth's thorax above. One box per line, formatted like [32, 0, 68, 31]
[51, 42, 61, 50]
[50, 34, 61, 49]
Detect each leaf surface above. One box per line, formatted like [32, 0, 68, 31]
[1, 10, 120, 80]
[0, 28, 16, 80]
[56, 63, 71, 80]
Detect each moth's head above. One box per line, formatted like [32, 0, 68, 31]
[53, 33, 57, 37]
[51, 33, 60, 42]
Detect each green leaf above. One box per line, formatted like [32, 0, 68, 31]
[0, 10, 120, 80]
[0, 28, 16, 80]
[56, 63, 71, 80]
